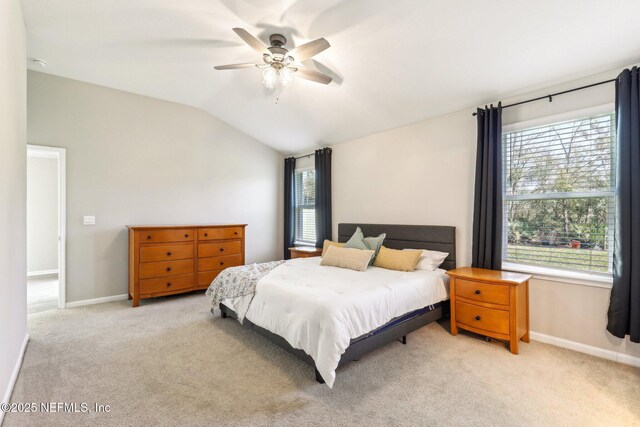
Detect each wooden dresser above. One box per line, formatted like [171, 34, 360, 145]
[446, 267, 531, 354]
[128, 224, 246, 307]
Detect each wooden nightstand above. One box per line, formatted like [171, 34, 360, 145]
[446, 267, 531, 354]
[289, 246, 322, 259]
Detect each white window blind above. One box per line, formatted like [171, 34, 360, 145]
[503, 113, 616, 274]
[294, 169, 316, 245]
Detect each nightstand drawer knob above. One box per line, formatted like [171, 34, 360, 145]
[167, 252, 172, 256]
[474, 289, 481, 295]
[475, 315, 481, 321]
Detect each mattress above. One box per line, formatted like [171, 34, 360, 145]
[221, 257, 449, 387]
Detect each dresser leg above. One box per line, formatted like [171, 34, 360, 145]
[128, 293, 132, 300]
[132, 296, 139, 307]
[509, 337, 519, 355]
[451, 322, 458, 335]
[522, 331, 530, 343]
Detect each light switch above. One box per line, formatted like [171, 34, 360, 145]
[83, 216, 96, 225]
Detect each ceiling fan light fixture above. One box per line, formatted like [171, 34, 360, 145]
[262, 67, 277, 89]
[262, 66, 293, 90]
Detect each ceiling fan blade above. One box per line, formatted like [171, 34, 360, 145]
[295, 67, 332, 85]
[287, 38, 330, 62]
[232, 28, 270, 55]
[214, 63, 259, 70]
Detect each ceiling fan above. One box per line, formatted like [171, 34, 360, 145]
[214, 28, 333, 89]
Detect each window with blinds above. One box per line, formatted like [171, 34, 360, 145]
[502, 112, 616, 274]
[294, 169, 316, 245]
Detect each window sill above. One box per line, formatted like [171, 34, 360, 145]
[502, 262, 613, 289]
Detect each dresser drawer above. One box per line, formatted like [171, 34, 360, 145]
[455, 278, 509, 306]
[198, 241, 242, 258]
[197, 270, 223, 287]
[140, 274, 194, 295]
[139, 259, 194, 279]
[139, 229, 194, 243]
[198, 227, 243, 241]
[140, 243, 194, 263]
[455, 300, 509, 335]
[198, 254, 243, 272]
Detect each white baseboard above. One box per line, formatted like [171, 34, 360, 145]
[530, 331, 640, 368]
[27, 269, 58, 277]
[1, 334, 29, 424]
[65, 294, 129, 308]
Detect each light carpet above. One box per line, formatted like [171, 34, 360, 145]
[5, 292, 640, 427]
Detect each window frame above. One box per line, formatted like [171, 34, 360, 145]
[501, 103, 616, 282]
[293, 165, 317, 247]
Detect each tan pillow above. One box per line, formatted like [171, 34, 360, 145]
[322, 240, 345, 257]
[320, 246, 374, 272]
[373, 246, 422, 272]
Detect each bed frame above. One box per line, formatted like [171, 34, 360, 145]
[219, 223, 456, 384]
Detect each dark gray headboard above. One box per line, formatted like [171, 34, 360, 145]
[338, 223, 456, 270]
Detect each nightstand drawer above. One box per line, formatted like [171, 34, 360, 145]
[455, 278, 509, 306]
[455, 300, 509, 335]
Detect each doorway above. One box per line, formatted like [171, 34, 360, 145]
[26, 145, 66, 313]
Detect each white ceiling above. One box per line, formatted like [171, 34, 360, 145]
[22, 0, 640, 153]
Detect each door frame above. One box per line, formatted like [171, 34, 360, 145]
[27, 144, 67, 309]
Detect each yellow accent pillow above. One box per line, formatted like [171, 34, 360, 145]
[320, 246, 374, 272]
[322, 240, 345, 257]
[373, 246, 422, 272]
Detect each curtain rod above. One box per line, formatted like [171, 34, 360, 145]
[291, 147, 331, 160]
[471, 77, 616, 116]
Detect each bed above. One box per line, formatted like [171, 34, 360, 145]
[216, 223, 456, 387]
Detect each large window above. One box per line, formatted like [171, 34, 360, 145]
[502, 112, 616, 274]
[294, 168, 316, 245]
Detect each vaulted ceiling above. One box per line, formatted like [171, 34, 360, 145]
[22, 0, 640, 153]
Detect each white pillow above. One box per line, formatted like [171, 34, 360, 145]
[404, 249, 449, 271]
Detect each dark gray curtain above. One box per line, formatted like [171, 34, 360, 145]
[472, 104, 503, 270]
[315, 148, 332, 247]
[284, 157, 296, 259]
[607, 67, 640, 342]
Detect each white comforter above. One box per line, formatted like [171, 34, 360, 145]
[223, 257, 449, 388]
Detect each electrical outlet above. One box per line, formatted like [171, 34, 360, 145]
[83, 216, 96, 225]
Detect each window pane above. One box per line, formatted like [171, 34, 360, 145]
[505, 198, 613, 273]
[504, 115, 614, 196]
[294, 169, 316, 244]
[503, 113, 616, 274]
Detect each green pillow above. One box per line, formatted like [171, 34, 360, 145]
[344, 227, 386, 264]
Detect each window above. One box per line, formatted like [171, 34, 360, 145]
[502, 112, 616, 274]
[294, 168, 316, 245]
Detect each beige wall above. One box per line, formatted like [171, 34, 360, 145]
[27, 71, 283, 303]
[0, 0, 27, 409]
[27, 155, 58, 273]
[332, 67, 640, 359]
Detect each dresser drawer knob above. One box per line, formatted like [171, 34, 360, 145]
[147, 235, 152, 240]
[475, 315, 481, 321]
[204, 233, 208, 237]
[475, 290, 481, 295]
[220, 261, 224, 266]
[167, 252, 172, 256]
[166, 267, 172, 272]
[220, 248, 224, 252]
[184, 234, 189, 238]
[234, 231, 238, 235]
[166, 282, 172, 287]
